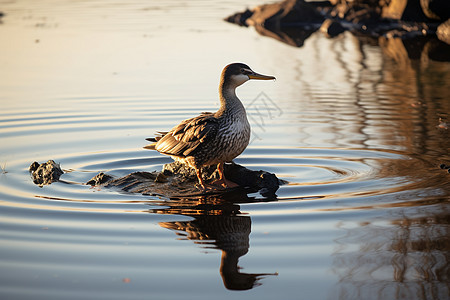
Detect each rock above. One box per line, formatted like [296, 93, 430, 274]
[88, 161, 283, 198]
[105, 172, 160, 193]
[437, 19, 450, 45]
[221, 163, 281, 197]
[382, 0, 431, 22]
[381, 0, 406, 20]
[163, 160, 198, 179]
[226, 0, 449, 50]
[225, 0, 327, 47]
[164, 161, 282, 192]
[29, 160, 64, 186]
[244, 0, 324, 29]
[330, 1, 381, 25]
[86, 172, 114, 186]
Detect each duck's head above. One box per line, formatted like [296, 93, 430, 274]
[221, 63, 275, 88]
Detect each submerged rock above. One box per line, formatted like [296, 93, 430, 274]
[87, 161, 283, 198]
[29, 160, 64, 186]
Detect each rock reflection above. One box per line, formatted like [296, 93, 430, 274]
[332, 202, 450, 299]
[150, 192, 278, 291]
[253, 25, 318, 48]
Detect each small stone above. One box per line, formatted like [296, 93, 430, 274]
[29, 160, 64, 186]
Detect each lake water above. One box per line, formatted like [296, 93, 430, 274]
[1, 1, 449, 299]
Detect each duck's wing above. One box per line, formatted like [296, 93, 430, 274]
[145, 112, 218, 157]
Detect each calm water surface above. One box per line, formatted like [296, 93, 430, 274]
[1, 1, 449, 299]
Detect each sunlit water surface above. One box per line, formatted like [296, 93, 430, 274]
[1, 1, 449, 299]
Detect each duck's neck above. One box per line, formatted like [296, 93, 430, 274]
[217, 81, 245, 117]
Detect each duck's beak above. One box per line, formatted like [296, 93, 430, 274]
[248, 71, 276, 80]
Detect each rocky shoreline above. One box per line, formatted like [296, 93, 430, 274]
[225, 0, 450, 50]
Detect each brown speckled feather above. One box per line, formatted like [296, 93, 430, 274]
[153, 112, 218, 157]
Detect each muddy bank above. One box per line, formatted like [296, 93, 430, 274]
[226, 0, 450, 58]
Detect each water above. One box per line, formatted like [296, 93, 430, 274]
[1, 1, 450, 299]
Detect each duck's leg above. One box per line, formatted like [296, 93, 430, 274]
[196, 167, 223, 191]
[216, 163, 239, 188]
[195, 168, 208, 190]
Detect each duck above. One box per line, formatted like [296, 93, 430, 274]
[144, 63, 275, 190]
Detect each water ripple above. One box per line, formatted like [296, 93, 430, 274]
[1, 145, 438, 217]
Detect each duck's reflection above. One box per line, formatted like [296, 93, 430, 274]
[150, 191, 278, 291]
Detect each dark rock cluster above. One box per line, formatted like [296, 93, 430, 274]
[86, 161, 283, 198]
[225, 0, 450, 48]
[29, 159, 283, 197]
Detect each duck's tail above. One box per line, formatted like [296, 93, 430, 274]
[143, 132, 168, 150]
[143, 142, 157, 150]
